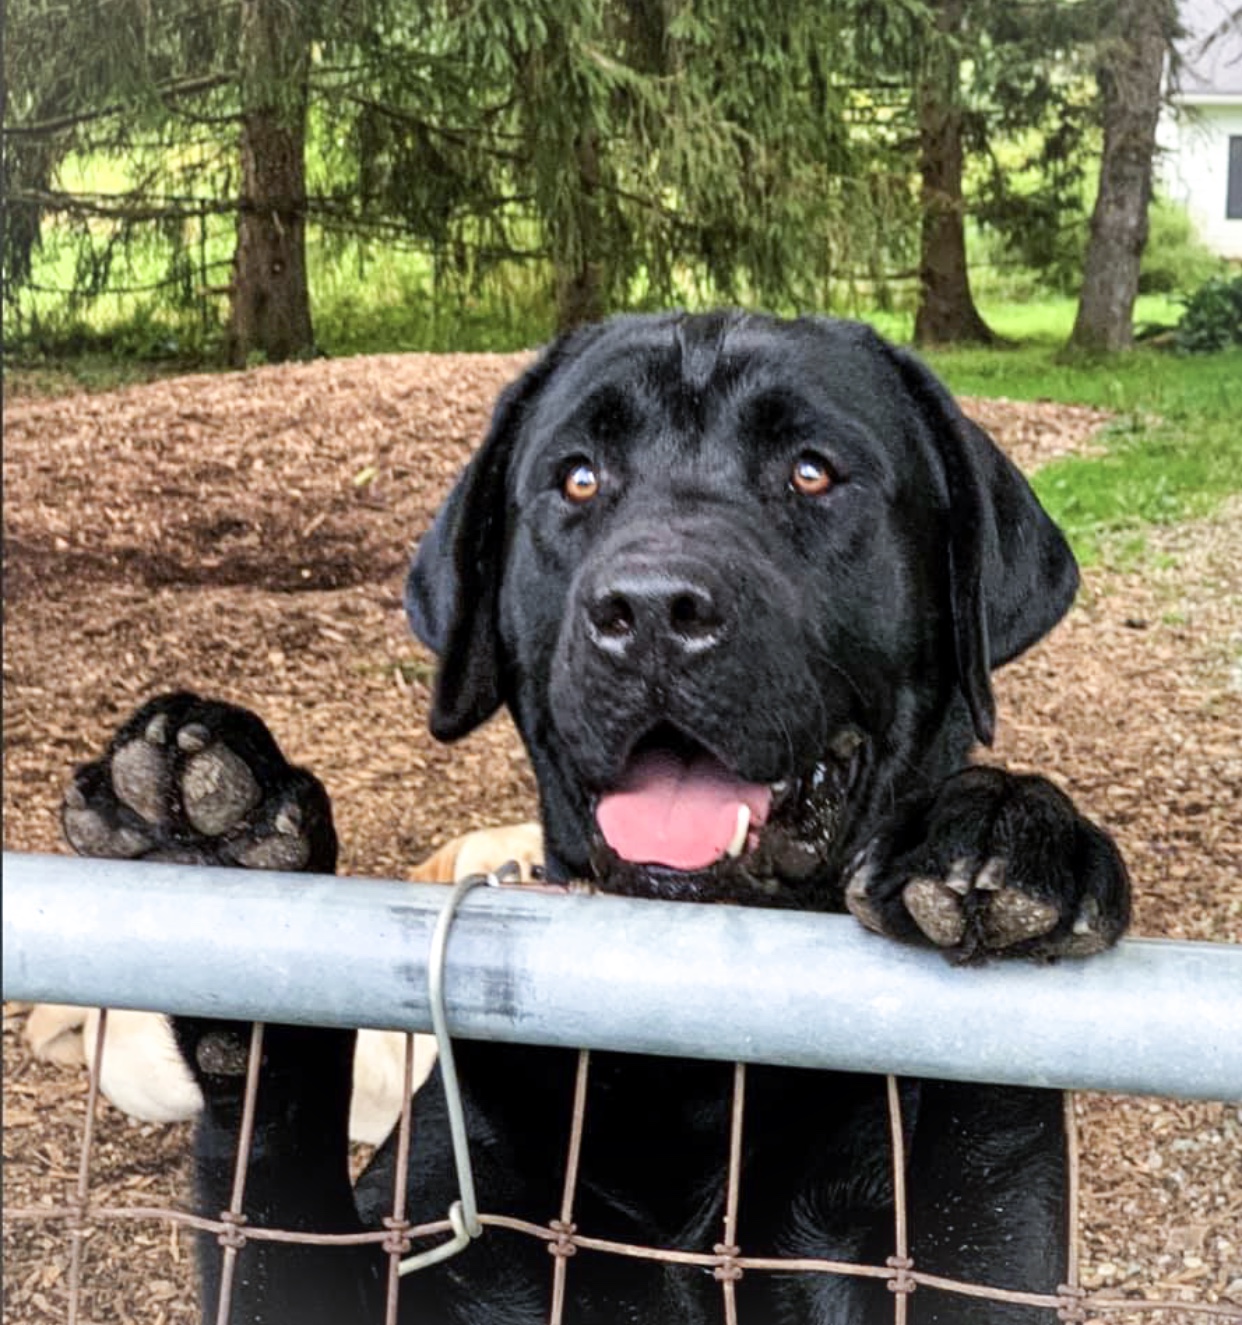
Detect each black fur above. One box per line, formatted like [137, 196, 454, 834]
[69, 312, 1131, 1323]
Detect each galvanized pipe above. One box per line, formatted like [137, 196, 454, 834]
[4, 851, 1240, 1101]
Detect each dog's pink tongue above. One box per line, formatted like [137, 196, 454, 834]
[596, 749, 772, 871]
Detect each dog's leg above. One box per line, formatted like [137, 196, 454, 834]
[844, 766, 1130, 962]
[24, 1002, 90, 1065]
[905, 1081, 1068, 1323]
[62, 693, 383, 1324]
[171, 1016, 383, 1323]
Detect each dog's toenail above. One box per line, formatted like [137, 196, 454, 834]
[176, 723, 211, 754]
[144, 713, 169, 745]
[1072, 897, 1100, 936]
[943, 859, 973, 896]
[974, 857, 1006, 892]
[1060, 898, 1110, 956]
[274, 804, 302, 836]
[64, 783, 87, 811]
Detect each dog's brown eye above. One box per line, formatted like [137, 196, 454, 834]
[791, 453, 833, 497]
[563, 459, 600, 504]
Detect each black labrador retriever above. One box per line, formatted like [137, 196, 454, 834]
[62, 312, 1131, 1324]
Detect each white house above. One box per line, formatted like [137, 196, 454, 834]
[1161, 0, 1242, 259]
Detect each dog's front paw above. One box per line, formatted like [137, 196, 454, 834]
[62, 692, 337, 873]
[844, 767, 1130, 961]
[169, 1016, 355, 1127]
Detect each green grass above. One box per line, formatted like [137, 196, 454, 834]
[308, 238, 557, 356]
[10, 140, 564, 361]
[9, 225, 1240, 576]
[855, 291, 1242, 568]
[863, 293, 1184, 348]
[921, 335, 1242, 566]
[9, 224, 557, 364]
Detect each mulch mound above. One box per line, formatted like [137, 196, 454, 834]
[3, 355, 1239, 1323]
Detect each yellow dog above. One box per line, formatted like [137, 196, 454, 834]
[23, 823, 542, 1145]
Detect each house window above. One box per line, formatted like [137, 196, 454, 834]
[1229, 137, 1242, 220]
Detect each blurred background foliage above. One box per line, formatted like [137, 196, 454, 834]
[2, 0, 1231, 364]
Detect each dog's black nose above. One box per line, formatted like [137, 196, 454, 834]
[585, 565, 728, 662]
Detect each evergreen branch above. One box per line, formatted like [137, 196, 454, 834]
[8, 189, 542, 241]
[4, 73, 237, 139]
[336, 91, 525, 163]
[19, 259, 234, 299]
[6, 188, 241, 221]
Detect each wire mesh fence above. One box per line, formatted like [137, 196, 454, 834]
[4, 853, 1242, 1324]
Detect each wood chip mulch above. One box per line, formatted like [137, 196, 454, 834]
[3, 355, 1239, 1324]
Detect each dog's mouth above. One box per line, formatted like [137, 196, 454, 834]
[588, 725, 860, 904]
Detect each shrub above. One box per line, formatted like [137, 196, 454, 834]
[974, 197, 1222, 301]
[1174, 273, 1242, 354]
[1138, 198, 1223, 295]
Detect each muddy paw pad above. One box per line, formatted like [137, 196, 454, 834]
[63, 759, 155, 859]
[61, 691, 337, 874]
[195, 1028, 252, 1078]
[901, 858, 1059, 952]
[177, 723, 262, 836]
[979, 884, 1059, 949]
[845, 768, 1131, 961]
[226, 776, 333, 872]
[901, 876, 967, 948]
[111, 710, 176, 821]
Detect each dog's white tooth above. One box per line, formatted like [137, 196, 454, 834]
[726, 804, 751, 859]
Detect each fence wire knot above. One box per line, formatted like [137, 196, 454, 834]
[1056, 1283, 1088, 1322]
[381, 1216, 412, 1256]
[547, 1220, 578, 1258]
[64, 1202, 93, 1239]
[886, 1254, 916, 1295]
[713, 1243, 743, 1283]
[216, 1209, 248, 1250]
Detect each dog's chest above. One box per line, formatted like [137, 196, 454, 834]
[566, 1058, 896, 1251]
[570, 1055, 734, 1245]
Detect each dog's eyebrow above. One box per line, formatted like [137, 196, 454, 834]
[732, 386, 899, 486]
[537, 385, 646, 457]
[737, 387, 815, 438]
[580, 384, 639, 442]
[673, 311, 737, 393]
[734, 387, 854, 459]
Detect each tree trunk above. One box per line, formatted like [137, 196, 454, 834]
[227, 0, 314, 367]
[555, 258, 606, 332]
[1067, 0, 1172, 354]
[553, 127, 607, 332]
[913, 0, 997, 347]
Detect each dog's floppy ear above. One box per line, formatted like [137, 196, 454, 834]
[886, 345, 1079, 746]
[405, 333, 585, 741]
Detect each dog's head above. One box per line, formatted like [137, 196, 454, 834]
[406, 313, 1077, 901]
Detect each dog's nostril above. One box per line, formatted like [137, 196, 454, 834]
[591, 593, 636, 639]
[669, 590, 720, 638]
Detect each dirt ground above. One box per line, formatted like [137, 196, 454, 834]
[3, 354, 1240, 1324]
